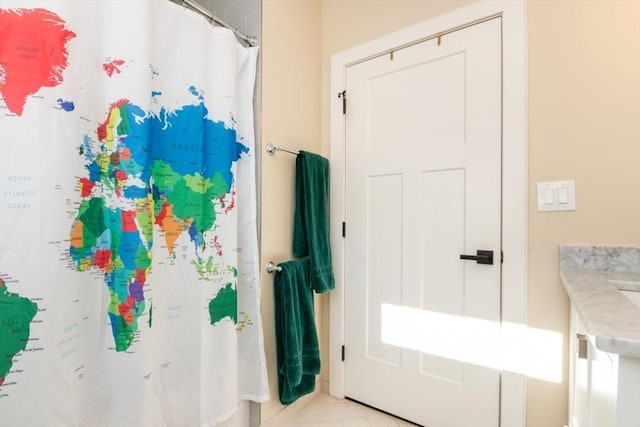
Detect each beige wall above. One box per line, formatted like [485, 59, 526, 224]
[262, 0, 640, 426]
[527, 1, 640, 426]
[260, 0, 322, 422]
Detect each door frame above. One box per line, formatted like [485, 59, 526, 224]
[328, 1, 527, 427]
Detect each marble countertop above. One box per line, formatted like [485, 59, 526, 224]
[560, 247, 640, 358]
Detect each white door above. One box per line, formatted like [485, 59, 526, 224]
[344, 18, 502, 427]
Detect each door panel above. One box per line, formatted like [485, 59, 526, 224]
[419, 168, 465, 384]
[344, 18, 502, 427]
[366, 173, 403, 366]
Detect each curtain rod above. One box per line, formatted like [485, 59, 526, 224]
[182, 0, 258, 47]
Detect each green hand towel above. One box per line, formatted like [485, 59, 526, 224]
[274, 259, 321, 405]
[293, 151, 335, 293]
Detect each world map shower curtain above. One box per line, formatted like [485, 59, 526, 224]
[0, 1, 269, 425]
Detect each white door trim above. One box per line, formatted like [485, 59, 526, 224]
[328, 2, 527, 427]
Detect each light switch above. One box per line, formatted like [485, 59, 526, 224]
[544, 188, 555, 205]
[537, 180, 576, 212]
[558, 187, 569, 204]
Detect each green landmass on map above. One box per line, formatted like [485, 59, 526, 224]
[208, 283, 237, 325]
[0, 277, 38, 385]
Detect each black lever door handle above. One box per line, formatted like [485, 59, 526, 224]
[459, 250, 494, 265]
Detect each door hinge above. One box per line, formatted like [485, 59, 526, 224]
[338, 90, 346, 114]
[501, 251, 504, 264]
[341, 345, 345, 361]
[342, 221, 346, 238]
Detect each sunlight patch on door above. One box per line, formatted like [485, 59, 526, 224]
[381, 303, 563, 383]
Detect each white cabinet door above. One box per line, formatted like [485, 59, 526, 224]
[590, 348, 617, 427]
[616, 356, 640, 427]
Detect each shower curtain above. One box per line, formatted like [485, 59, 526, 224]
[0, 1, 268, 425]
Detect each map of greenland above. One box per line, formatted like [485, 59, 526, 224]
[0, 8, 76, 116]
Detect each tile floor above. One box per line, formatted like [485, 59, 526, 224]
[274, 393, 419, 427]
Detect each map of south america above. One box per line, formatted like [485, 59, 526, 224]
[0, 276, 38, 386]
[69, 95, 245, 351]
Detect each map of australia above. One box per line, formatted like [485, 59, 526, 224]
[69, 94, 246, 351]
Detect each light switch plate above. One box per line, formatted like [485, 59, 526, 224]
[537, 180, 576, 212]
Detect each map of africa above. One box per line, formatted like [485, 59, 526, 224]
[0, 3, 267, 424]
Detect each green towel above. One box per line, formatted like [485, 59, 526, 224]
[293, 151, 335, 293]
[273, 259, 320, 405]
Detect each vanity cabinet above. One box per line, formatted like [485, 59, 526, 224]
[569, 305, 640, 427]
[560, 246, 640, 427]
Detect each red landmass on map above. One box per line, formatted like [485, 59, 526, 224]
[0, 8, 76, 116]
[102, 59, 126, 77]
